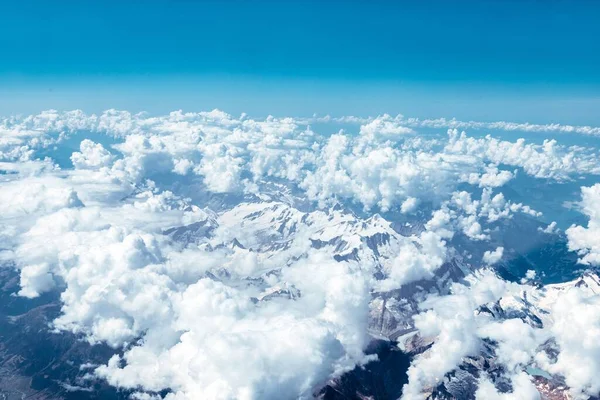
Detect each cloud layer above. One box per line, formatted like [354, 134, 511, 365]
[1, 109, 599, 399]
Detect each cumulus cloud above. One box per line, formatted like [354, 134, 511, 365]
[437, 188, 542, 242]
[3, 177, 374, 399]
[0, 164, 379, 399]
[535, 280, 600, 399]
[538, 221, 559, 234]
[18, 263, 56, 298]
[525, 269, 537, 281]
[477, 319, 542, 371]
[483, 246, 504, 265]
[359, 114, 415, 137]
[402, 270, 525, 399]
[461, 165, 516, 188]
[94, 265, 369, 400]
[71, 139, 114, 169]
[319, 113, 600, 137]
[405, 116, 600, 137]
[404, 267, 600, 400]
[566, 184, 600, 265]
[377, 228, 450, 292]
[445, 130, 600, 180]
[2, 109, 598, 213]
[476, 372, 540, 400]
[400, 197, 419, 214]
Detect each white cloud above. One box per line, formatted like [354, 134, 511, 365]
[0, 168, 378, 399]
[483, 246, 504, 265]
[377, 229, 450, 292]
[400, 197, 419, 214]
[407, 116, 600, 137]
[71, 139, 114, 170]
[323, 113, 600, 137]
[402, 270, 522, 399]
[1, 109, 598, 213]
[538, 221, 559, 234]
[535, 283, 600, 399]
[440, 188, 541, 242]
[461, 165, 516, 188]
[445, 130, 600, 180]
[566, 184, 600, 265]
[477, 319, 542, 371]
[404, 267, 600, 400]
[18, 263, 56, 298]
[193, 143, 244, 193]
[172, 158, 193, 175]
[0, 176, 83, 218]
[359, 114, 415, 137]
[476, 372, 540, 400]
[525, 269, 537, 280]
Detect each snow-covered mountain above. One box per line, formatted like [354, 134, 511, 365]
[154, 193, 600, 400]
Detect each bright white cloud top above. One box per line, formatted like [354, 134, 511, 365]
[1, 109, 600, 400]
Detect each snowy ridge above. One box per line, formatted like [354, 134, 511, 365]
[398, 269, 600, 400]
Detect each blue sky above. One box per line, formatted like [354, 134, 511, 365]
[1, 0, 599, 122]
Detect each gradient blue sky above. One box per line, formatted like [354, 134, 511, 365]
[1, 0, 599, 123]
